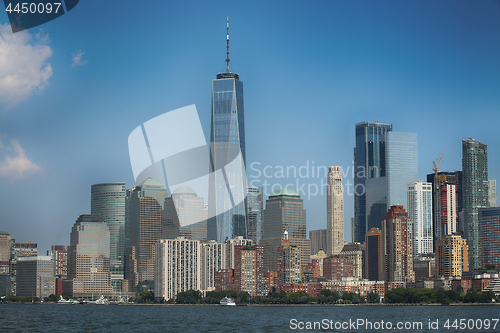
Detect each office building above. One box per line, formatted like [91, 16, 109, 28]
[260, 189, 310, 271]
[354, 121, 392, 243]
[355, 122, 418, 240]
[462, 138, 488, 269]
[64, 214, 112, 297]
[382, 206, 414, 282]
[91, 182, 126, 291]
[128, 177, 167, 287]
[163, 186, 208, 241]
[0, 231, 12, 262]
[327, 166, 344, 256]
[489, 180, 497, 207]
[436, 234, 468, 277]
[478, 207, 500, 269]
[10, 242, 37, 295]
[309, 229, 327, 255]
[46, 245, 67, 276]
[246, 187, 264, 244]
[208, 19, 247, 243]
[407, 181, 433, 255]
[16, 256, 54, 299]
[365, 228, 382, 281]
[154, 238, 201, 301]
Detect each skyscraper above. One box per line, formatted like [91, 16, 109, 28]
[246, 187, 263, 245]
[163, 186, 208, 241]
[91, 182, 126, 291]
[488, 180, 497, 207]
[407, 181, 433, 256]
[327, 166, 344, 256]
[355, 122, 418, 242]
[208, 19, 247, 243]
[260, 189, 310, 271]
[354, 121, 392, 243]
[128, 177, 167, 288]
[478, 207, 500, 269]
[436, 234, 468, 277]
[309, 229, 327, 255]
[462, 138, 488, 269]
[381, 206, 414, 283]
[427, 171, 462, 244]
[64, 214, 112, 298]
[365, 228, 382, 281]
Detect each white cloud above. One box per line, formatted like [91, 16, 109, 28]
[0, 137, 42, 180]
[0, 24, 53, 109]
[71, 49, 87, 67]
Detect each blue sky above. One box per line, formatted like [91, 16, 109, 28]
[1, 0, 500, 253]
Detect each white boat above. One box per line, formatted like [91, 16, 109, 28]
[57, 295, 79, 304]
[219, 297, 236, 306]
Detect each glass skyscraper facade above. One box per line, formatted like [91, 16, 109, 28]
[246, 187, 263, 244]
[386, 132, 418, 208]
[91, 182, 125, 291]
[354, 121, 392, 243]
[207, 28, 247, 243]
[462, 138, 488, 269]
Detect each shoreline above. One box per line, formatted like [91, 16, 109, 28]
[2, 302, 499, 307]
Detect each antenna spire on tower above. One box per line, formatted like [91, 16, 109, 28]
[226, 17, 230, 73]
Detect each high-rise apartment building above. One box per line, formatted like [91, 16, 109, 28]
[261, 189, 310, 271]
[233, 244, 266, 297]
[382, 206, 414, 283]
[462, 138, 488, 269]
[327, 166, 344, 256]
[64, 214, 112, 297]
[154, 238, 201, 301]
[427, 171, 462, 245]
[91, 182, 126, 291]
[208, 20, 247, 243]
[246, 187, 263, 245]
[128, 178, 167, 287]
[407, 181, 433, 256]
[277, 237, 301, 285]
[323, 255, 354, 281]
[200, 240, 227, 291]
[225, 236, 252, 269]
[16, 256, 54, 299]
[478, 207, 500, 269]
[46, 245, 67, 276]
[489, 180, 497, 207]
[354, 121, 392, 243]
[340, 243, 364, 279]
[436, 234, 468, 277]
[365, 228, 382, 281]
[309, 229, 327, 255]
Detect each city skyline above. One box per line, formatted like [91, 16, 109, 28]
[1, 1, 500, 253]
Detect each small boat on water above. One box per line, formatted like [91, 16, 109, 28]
[219, 297, 236, 306]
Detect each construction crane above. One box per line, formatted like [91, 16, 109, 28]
[432, 153, 444, 185]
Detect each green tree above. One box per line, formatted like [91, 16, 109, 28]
[366, 292, 379, 303]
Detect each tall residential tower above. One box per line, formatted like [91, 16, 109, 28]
[462, 138, 488, 269]
[327, 166, 344, 256]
